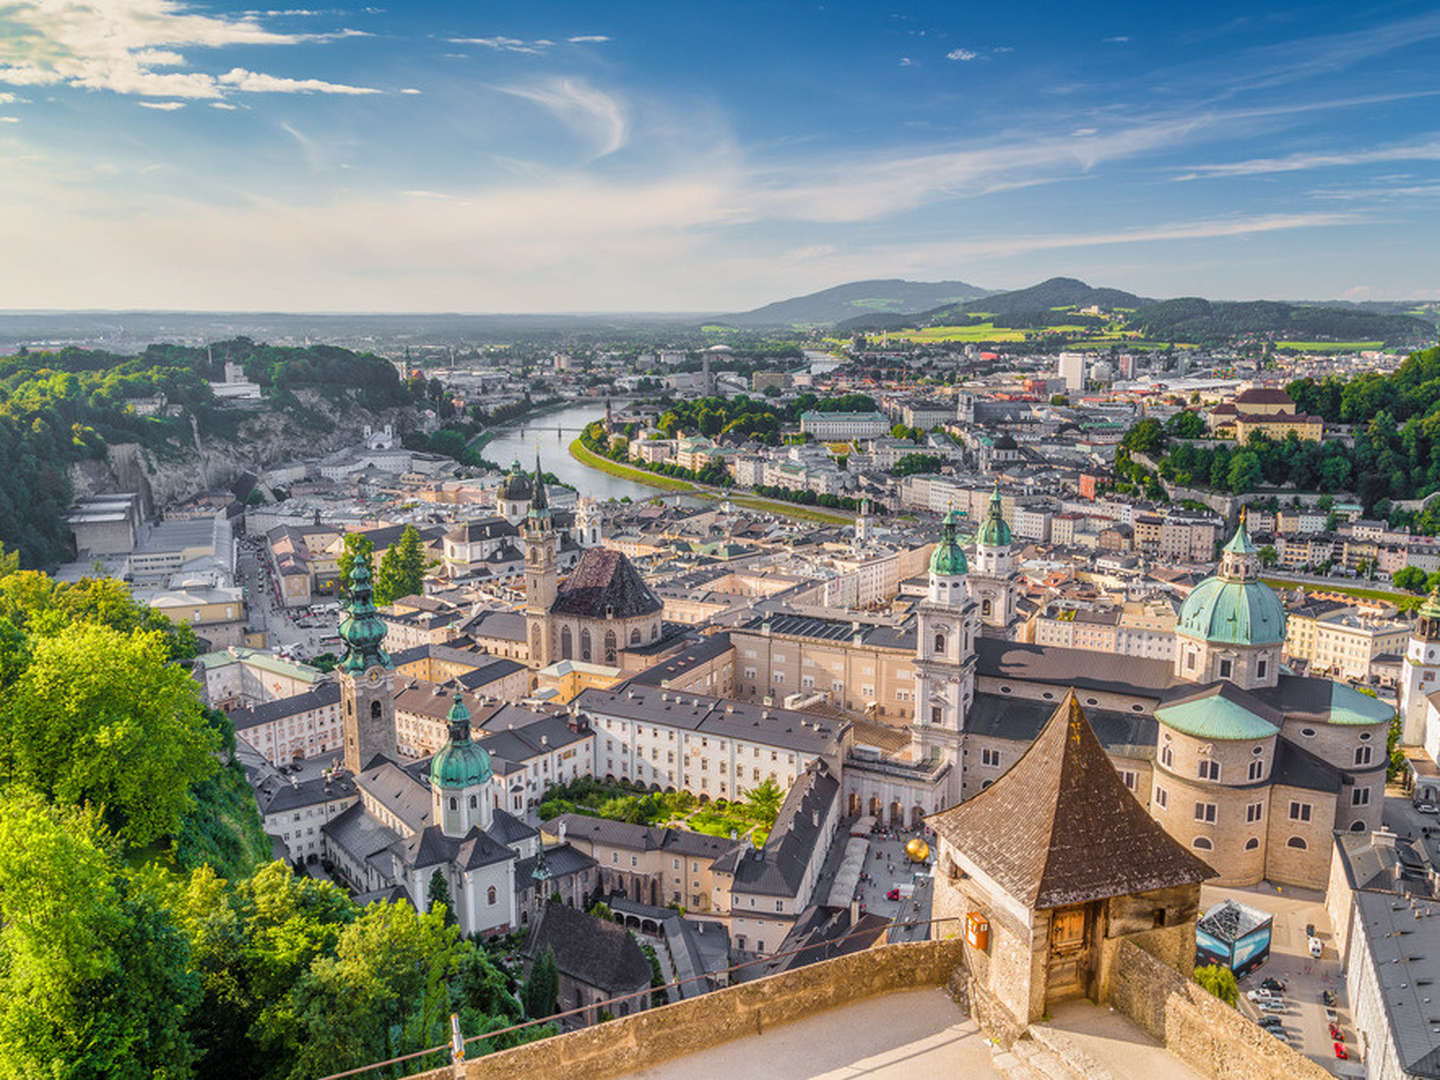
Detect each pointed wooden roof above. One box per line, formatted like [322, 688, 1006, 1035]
[928, 690, 1215, 910]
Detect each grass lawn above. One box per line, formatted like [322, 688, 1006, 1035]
[568, 439, 696, 492]
[1274, 341, 1383, 354]
[696, 490, 853, 526]
[888, 323, 1027, 342]
[1261, 577, 1421, 610]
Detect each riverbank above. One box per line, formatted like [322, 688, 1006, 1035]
[567, 438, 696, 492]
[467, 397, 573, 454]
[568, 439, 854, 525]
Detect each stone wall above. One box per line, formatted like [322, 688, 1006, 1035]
[1109, 937, 1335, 1080]
[403, 937, 967, 1080]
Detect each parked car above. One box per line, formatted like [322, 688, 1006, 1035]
[1256, 998, 1286, 1013]
[1257, 1016, 1284, 1029]
[1325, 1008, 1339, 1024]
[1247, 989, 1283, 1004]
[1329, 1023, 1343, 1041]
[1308, 937, 1324, 958]
[1260, 977, 1288, 992]
[1334, 1043, 1349, 1060]
[1417, 803, 1440, 815]
[886, 888, 900, 901]
[1322, 989, 1336, 1006]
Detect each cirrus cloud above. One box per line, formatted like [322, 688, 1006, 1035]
[946, 48, 978, 61]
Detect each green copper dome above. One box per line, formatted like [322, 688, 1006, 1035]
[1177, 518, 1285, 647]
[1421, 588, 1440, 622]
[930, 509, 968, 576]
[977, 486, 1012, 548]
[429, 693, 492, 789]
[337, 559, 390, 674]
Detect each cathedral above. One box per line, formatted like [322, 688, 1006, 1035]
[851, 508, 1393, 891]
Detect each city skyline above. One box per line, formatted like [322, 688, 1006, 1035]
[3, 0, 1440, 310]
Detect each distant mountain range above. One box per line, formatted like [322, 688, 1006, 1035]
[721, 278, 992, 328]
[747, 275, 1436, 347]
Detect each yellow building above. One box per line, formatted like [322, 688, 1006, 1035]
[534, 658, 625, 703]
[1233, 411, 1323, 443]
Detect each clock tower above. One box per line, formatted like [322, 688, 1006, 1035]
[337, 557, 396, 773]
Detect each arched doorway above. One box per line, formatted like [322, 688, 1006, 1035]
[911, 805, 925, 828]
[889, 801, 903, 826]
[848, 792, 861, 816]
[868, 795, 881, 817]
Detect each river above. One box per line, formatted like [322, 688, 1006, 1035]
[479, 401, 674, 503]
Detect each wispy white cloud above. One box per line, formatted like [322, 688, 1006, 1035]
[217, 67, 380, 94]
[210, 102, 238, 110]
[946, 49, 978, 61]
[400, 87, 421, 94]
[899, 57, 912, 67]
[449, 36, 542, 54]
[1310, 182, 1440, 201]
[138, 101, 186, 110]
[568, 35, 611, 44]
[0, 116, 18, 123]
[495, 77, 628, 158]
[1174, 138, 1440, 180]
[0, 0, 380, 100]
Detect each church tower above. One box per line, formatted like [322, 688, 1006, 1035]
[969, 484, 1016, 632]
[1401, 589, 1440, 746]
[337, 558, 396, 774]
[429, 693, 494, 837]
[911, 510, 976, 805]
[576, 497, 602, 548]
[524, 454, 558, 668]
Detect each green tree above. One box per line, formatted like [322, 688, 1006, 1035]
[1164, 410, 1207, 439]
[0, 790, 201, 1079]
[1193, 964, 1239, 1006]
[0, 622, 219, 845]
[427, 870, 455, 926]
[1226, 451, 1262, 494]
[523, 945, 559, 1020]
[336, 533, 374, 598]
[742, 778, 785, 824]
[1394, 566, 1429, 593]
[374, 524, 427, 606]
[1258, 545, 1278, 568]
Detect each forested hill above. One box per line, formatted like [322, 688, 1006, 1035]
[928, 276, 1147, 320]
[1126, 298, 1434, 346]
[723, 278, 991, 327]
[0, 338, 410, 569]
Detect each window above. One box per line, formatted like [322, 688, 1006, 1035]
[1186, 651, 1196, 670]
[561, 626, 573, 659]
[776, 900, 784, 912]
[449, 797, 457, 811]
[1286, 836, 1308, 850]
[1192, 837, 1213, 850]
[370, 699, 382, 720]
[1256, 659, 1268, 679]
[604, 630, 617, 666]
[487, 885, 497, 905]
[1194, 802, 1217, 824]
[934, 632, 946, 654]
[469, 795, 477, 809]
[1246, 802, 1263, 823]
[1218, 658, 1233, 679]
[1197, 759, 1220, 781]
[1154, 786, 1168, 809]
[981, 748, 1001, 767]
[1352, 788, 1370, 807]
[1119, 770, 1137, 790]
[1160, 745, 1174, 768]
[1289, 801, 1312, 822]
[1247, 759, 1264, 781]
[1354, 745, 1373, 766]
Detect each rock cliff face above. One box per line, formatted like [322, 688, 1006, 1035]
[68, 391, 433, 511]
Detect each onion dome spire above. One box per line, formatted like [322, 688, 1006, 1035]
[337, 558, 390, 673]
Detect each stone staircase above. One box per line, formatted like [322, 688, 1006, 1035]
[989, 1025, 1116, 1080]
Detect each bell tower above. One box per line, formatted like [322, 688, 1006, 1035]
[911, 510, 975, 805]
[524, 454, 558, 668]
[337, 558, 395, 773]
[1402, 588, 1440, 747]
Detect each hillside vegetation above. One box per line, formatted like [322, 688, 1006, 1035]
[0, 339, 414, 569]
[724, 278, 991, 327]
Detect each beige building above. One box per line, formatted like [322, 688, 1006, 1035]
[728, 613, 917, 721]
[1308, 609, 1408, 681]
[230, 682, 343, 764]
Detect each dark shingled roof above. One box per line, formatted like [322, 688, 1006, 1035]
[552, 548, 662, 619]
[525, 903, 652, 994]
[928, 691, 1215, 909]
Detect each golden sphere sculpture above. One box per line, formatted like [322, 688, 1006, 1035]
[905, 837, 930, 863]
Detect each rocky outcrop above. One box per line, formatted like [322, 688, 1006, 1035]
[68, 391, 432, 511]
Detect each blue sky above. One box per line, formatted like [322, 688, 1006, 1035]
[2, 0, 1439, 311]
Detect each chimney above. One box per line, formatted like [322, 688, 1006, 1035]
[811, 809, 819, 828]
[559, 821, 567, 844]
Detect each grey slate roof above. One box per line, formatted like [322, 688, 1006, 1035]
[627, 632, 733, 687]
[1353, 890, 1440, 1077]
[575, 684, 846, 755]
[525, 903, 653, 994]
[730, 760, 841, 899]
[515, 843, 597, 886]
[965, 692, 1157, 759]
[1269, 737, 1342, 794]
[975, 638, 1176, 698]
[230, 681, 341, 731]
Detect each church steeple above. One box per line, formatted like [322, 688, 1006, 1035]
[529, 451, 549, 517]
[338, 559, 390, 674]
